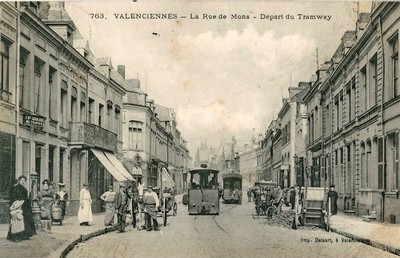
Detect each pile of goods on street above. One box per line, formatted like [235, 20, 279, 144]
[265, 209, 321, 231]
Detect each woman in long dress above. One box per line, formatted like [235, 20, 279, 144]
[78, 183, 93, 226]
[38, 179, 54, 220]
[100, 185, 115, 226]
[7, 175, 37, 242]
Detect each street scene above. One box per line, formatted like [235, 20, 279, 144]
[68, 199, 397, 258]
[1, 1, 400, 257]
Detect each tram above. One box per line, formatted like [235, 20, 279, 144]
[188, 164, 220, 215]
[222, 173, 242, 204]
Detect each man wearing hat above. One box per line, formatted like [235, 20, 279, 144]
[327, 185, 338, 215]
[100, 185, 116, 226]
[114, 183, 129, 233]
[143, 185, 159, 231]
[55, 182, 69, 220]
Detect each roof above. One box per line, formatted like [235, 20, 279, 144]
[222, 173, 243, 179]
[154, 103, 171, 121]
[189, 167, 220, 174]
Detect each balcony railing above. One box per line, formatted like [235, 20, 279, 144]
[69, 122, 117, 152]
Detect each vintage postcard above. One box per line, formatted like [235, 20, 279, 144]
[0, 1, 399, 257]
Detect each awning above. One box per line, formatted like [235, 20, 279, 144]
[162, 167, 175, 188]
[91, 149, 126, 182]
[103, 151, 135, 181]
[92, 149, 135, 182]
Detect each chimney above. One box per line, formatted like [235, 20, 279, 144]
[356, 13, 371, 37]
[117, 65, 126, 79]
[341, 31, 357, 55]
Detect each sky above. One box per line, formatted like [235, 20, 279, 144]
[65, 1, 372, 157]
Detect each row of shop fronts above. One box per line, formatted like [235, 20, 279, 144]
[0, 2, 191, 223]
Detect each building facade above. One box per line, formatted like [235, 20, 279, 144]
[122, 80, 191, 194]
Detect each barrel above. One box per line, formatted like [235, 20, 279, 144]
[51, 207, 62, 220]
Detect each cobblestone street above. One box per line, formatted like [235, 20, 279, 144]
[67, 200, 398, 258]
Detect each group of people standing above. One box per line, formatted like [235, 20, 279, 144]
[99, 183, 161, 233]
[7, 176, 69, 242]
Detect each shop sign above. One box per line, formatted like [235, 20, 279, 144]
[24, 114, 45, 129]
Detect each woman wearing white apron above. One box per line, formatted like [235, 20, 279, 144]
[78, 183, 93, 226]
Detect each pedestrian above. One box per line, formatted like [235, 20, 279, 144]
[143, 185, 159, 231]
[114, 183, 129, 233]
[78, 183, 93, 226]
[247, 188, 252, 202]
[328, 185, 338, 215]
[38, 179, 54, 220]
[55, 182, 69, 220]
[289, 186, 295, 209]
[130, 187, 139, 228]
[7, 175, 36, 242]
[100, 185, 116, 226]
[274, 185, 283, 207]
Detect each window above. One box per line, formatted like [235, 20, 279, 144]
[115, 105, 121, 136]
[59, 149, 64, 183]
[107, 101, 113, 132]
[360, 66, 367, 112]
[34, 57, 45, 114]
[335, 99, 339, 131]
[324, 104, 330, 136]
[390, 34, 399, 98]
[129, 120, 143, 150]
[366, 140, 371, 188]
[49, 67, 57, 120]
[339, 95, 343, 128]
[378, 137, 386, 190]
[89, 98, 95, 124]
[310, 114, 314, 143]
[60, 87, 67, 128]
[369, 55, 377, 107]
[19, 49, 30, 108]
[99, 103, 104, 127]
[80, 92, 86, 122]
[71, 87, 77, 122]
[0, 38, 13, 103]
[387, 133, 399, 191]
[360, 142, 365, 188]
[314, 107, 318, 138]
[346, 82, 352, 122]
[1, 38, 10, 94]
[48, 145, 55, 183]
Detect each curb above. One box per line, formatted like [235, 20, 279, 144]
[47, 224, 122, 258]
[330, 227, 400, 256]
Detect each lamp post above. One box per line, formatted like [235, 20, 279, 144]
[30, 171, 41, 229]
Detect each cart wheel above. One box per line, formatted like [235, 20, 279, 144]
[251, 207, 260, 219]
[173, 203, 177, 216]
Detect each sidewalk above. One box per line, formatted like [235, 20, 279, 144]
[330, 213, 400, 256]
[1, 194, 185, 258]
[0, 212, 121, 258]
